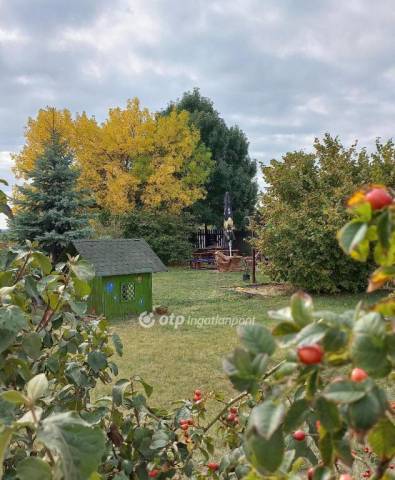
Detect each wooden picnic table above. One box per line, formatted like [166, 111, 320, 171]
[190, 247, 240, 269]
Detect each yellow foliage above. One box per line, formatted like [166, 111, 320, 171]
[12, 108, 74, 176]
[14, 99, 212, 214]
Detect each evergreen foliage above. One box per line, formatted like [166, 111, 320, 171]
[165, 88, 258, 228]
[9, 132, 92, 260]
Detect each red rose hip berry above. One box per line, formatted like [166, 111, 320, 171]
[297, 344, 324, 365]
[207, 462, 219, 471]
[293, 430, 306, 441]
[148, 469, 160, 478]
[351, 368, 368, 382]
[365, 188, 393, 210]
[227, 413, 236, 422]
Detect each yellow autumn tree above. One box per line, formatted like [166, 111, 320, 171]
[13, 99, 213, 214]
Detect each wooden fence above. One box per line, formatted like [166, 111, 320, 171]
[194, 228, 225, 249]
[191, 229, 251, 254]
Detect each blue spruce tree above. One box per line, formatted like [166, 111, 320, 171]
[10, 131, 92, 260]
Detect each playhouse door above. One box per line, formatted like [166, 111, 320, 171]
[102, 276, 121, 319]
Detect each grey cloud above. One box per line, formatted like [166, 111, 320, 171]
[0, 0, 395, 187]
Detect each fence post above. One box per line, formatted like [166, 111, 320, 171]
[252, 248, 256, 284]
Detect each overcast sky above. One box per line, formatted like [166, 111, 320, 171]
[1, 0, 395, 227]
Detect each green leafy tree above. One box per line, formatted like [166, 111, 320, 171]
[253, 134, 376, 293]
[370, 138, 395, 188]
[164, 88, 258, 228]
[9, 132, 92, 260]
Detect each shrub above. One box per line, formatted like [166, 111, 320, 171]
[95, 209, 196, 265]
[122, 210, 196, 265]
[254, 134, 395, 293]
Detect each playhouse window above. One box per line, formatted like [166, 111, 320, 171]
[121, 282, 135, 302]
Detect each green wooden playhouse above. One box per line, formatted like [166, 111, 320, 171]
[73, 239, 166, 319]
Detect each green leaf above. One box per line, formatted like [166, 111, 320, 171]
[346, 389, 387, 431]
[68, 299, 87, 316]
[87, 351, 108, 373]
[0, 427, 13, 480]
[244, 427, 284, 473]
[368, 418, 395, 459]
[314, 397, 341, 432]
[0, 398, 17, 425]
[333, 431, 354, 467]
[351, 313, 391, 377]
[291, 292, 314, 327]
[112, 333, 123, 357]
[283, 399, 310, 433]
[0, 305, 27, 354]
[70, 260, 95, 281]
[294, 323, 327, 346]
[322, 328, 348, 352]
[387, 334, 395, 364]
[24, 275, 40, 301]
[150, 430, 170, 449]
[27, 374, 48, 402]
[248, 400, 285, 439]
[323, 380, 367, 403]
[338, 221, 368, 255]
[135, 376, 153, 397]
[31, 252, 52, 275]
[112, 379, 131, 406]
[22, 332, 42, 360]
[16, 457, 52, 480]
[72, 277, 91, 298]
[351, 335, 391, 378]
[272, 321, 300, 336]
[0, 271, 13, 288]
[1, 390, 26, 405]
[37, 412, 105, 480]
[377, 210, 391, 250]
[223, 348, 268, 393]
[318, 431, 334, 465]
[238, 324, 276, 356]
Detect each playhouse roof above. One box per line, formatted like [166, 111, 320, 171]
[73, 239, 167, 276]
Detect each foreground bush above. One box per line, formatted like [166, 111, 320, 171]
[253, 135, 395, 293]
[0, 185, 394, 479]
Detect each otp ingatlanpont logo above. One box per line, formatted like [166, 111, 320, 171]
[138, 311, 155, 328]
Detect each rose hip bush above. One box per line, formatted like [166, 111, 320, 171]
[0, 184, 394, 480]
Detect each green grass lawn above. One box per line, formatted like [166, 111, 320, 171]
[109, 268, 383, 407]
